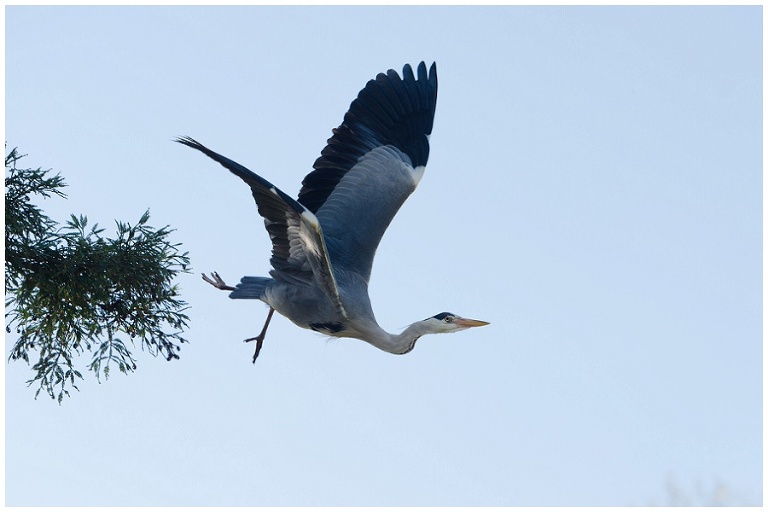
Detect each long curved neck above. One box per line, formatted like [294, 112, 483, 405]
[360, 320, 433, 355]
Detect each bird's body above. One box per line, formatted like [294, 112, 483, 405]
[178, 62, 487, 361]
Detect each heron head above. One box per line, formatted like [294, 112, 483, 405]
[425, 312, 489, 333]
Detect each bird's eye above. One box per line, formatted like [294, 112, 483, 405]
[444, 316, 453, 323]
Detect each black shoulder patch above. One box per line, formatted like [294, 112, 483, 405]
[310, 322, 346, 334]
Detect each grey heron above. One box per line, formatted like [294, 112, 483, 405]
[177, 62, 488, 362]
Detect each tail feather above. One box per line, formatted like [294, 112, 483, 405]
[229, 276, 273, 300]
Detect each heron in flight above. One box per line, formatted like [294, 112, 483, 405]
[177, 62, 488, 362]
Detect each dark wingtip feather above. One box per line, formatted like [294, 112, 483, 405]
[402, 63, 415, 81]
[174, 135, 202, 148]
[174, 135, 211, 158]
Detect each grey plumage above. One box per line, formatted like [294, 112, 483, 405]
[177, 62, 487, 361]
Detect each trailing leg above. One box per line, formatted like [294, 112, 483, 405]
[245, 307, 275, 363]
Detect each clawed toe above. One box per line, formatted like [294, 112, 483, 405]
[244, 334, 266, 363]
[202, 271, 235, 291]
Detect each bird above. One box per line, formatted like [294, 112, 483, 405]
[177, 61, 488, 363]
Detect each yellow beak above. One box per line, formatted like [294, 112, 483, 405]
[454, 317, 490, 328]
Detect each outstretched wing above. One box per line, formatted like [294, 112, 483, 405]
[299, 62, 438, 283]
[299, 62, 438, 213]
[176, 137, 346, 317]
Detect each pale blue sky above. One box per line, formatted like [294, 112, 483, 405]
[5, 5, 762, 506]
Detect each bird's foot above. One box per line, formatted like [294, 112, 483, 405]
[202, 271, 236, 291]
[244, 334, 266, 364]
